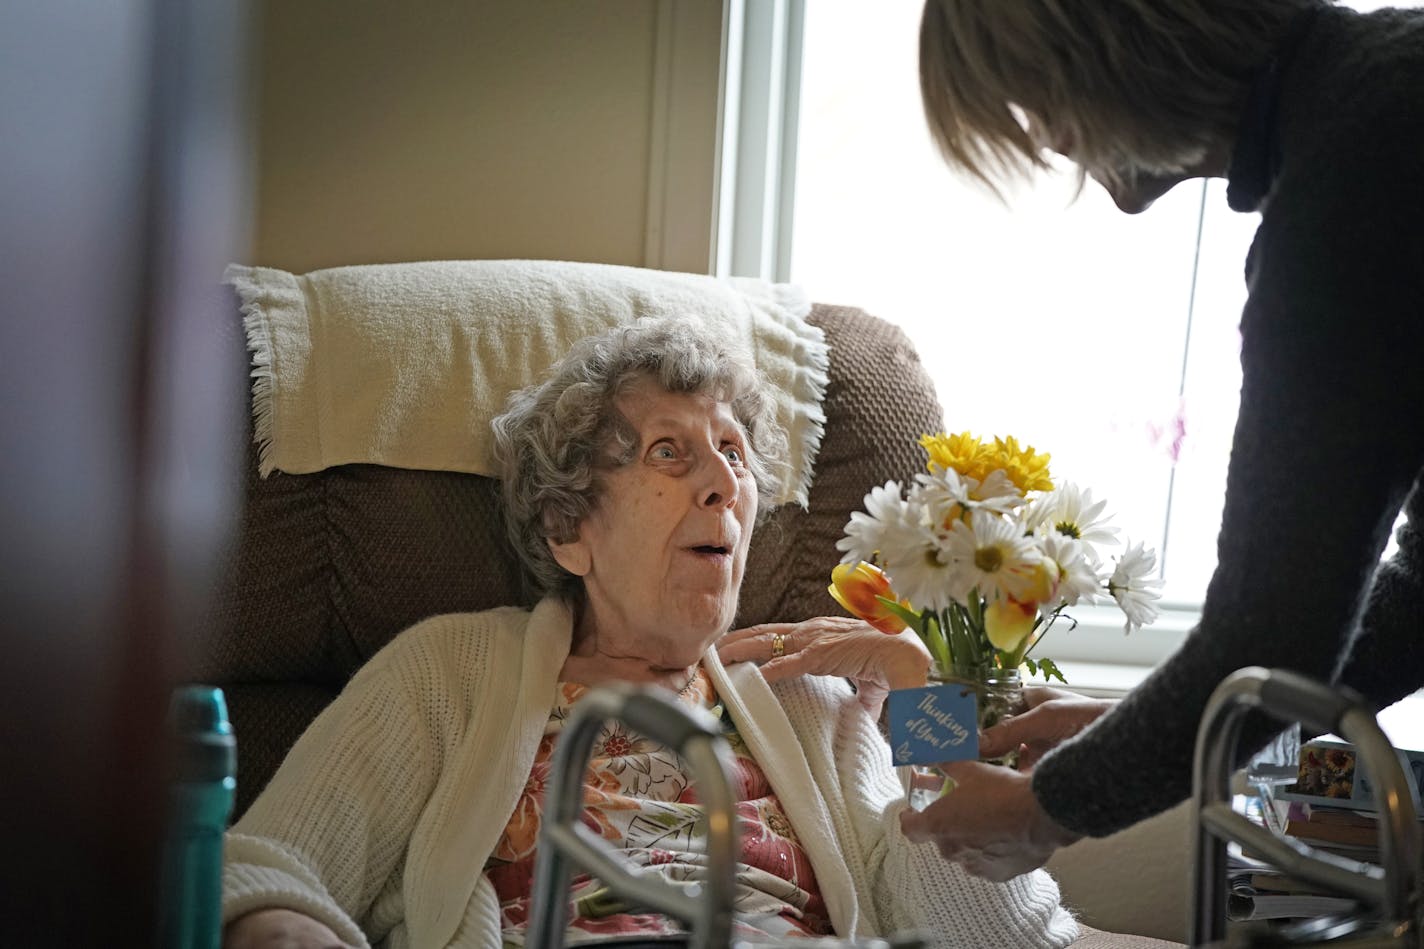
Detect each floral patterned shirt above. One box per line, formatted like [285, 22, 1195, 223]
[485, 666, 832, 945]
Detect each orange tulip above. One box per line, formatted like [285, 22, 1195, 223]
[828, 561, 911, 634]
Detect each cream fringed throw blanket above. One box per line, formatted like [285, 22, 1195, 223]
[225, 260, 829, 506]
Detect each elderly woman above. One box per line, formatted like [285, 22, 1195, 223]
[905, 0, 1424, 881]
[220, 318, 1080, 949]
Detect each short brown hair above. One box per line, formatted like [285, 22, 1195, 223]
[918, 0, 1329, 194]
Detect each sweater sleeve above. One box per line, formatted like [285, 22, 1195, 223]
[1335, 475, 1424, 709]
[1031, 42, 1424, 835]
[776, 676, 1078, 949]
[220, 617, 461, 946]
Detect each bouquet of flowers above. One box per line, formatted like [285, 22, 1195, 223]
[828, 432, 1162, 684]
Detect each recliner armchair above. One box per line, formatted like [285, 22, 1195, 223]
[198, 299, 943, 820]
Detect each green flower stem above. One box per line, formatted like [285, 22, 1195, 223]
[1001, 645, 1025, 670]
[1015, 608, 1066, 667]
[872, 594, 953, 671]
[922, 612, 952, 675]
[964, 597, 991, 670]
[966, 595, 984, 635]
[945, 604, 984, 676]
[944, 606, 966, 669]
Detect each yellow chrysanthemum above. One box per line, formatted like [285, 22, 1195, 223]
[988, 435, 1054, 493]
[919, 431, 994, 482]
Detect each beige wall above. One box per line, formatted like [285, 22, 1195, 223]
[253, 0, 722, 274]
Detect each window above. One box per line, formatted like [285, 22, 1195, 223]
[715, 0, 1416, 680]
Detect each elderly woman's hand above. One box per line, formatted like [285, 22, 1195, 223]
[979, 686, 1115, 769]
[223, 908, 357, 949]
[717, 617, 930, 716]
[898, 760, 1081, 881]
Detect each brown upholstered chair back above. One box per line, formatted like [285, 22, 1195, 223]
[196, 303, 944, 819]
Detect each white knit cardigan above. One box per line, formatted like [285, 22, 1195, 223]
[222, 600, 1079, 949]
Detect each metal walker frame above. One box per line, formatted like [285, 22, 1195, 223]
[523, 683, 917, 949]
[525, 684, 741, 949]
[1191, 667, 1422, 947]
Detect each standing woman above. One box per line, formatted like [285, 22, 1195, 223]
[902, 0, 1424, 879]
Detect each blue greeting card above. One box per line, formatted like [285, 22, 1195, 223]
[887, 682, 979, 766]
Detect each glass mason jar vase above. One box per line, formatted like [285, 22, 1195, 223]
[906, 665, 1026, 812]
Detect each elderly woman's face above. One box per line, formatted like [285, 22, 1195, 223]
[549, 377, 758, 667]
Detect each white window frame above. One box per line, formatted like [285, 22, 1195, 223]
[712, 0, 803, 282]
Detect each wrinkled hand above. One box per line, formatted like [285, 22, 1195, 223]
[223, 908, 357, 949]
[717, 617, 930, 716]
[980, 686, 1115, 770]
[899, 760, 1080, 881]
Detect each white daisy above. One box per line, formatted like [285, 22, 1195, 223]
[881, 543, 965, 611]
[942, 510, 1044, 603]
[1039, 532, 1101, 607]
[1025, 482, 1119, 562]
[913, 467, 1022, 534]
[969, 469, 1028, 512]
[912, 467, 972, 521]
[878, 494, 968, 610]
[836, 480, 908, 566]
[1108, 539, 1163, 634]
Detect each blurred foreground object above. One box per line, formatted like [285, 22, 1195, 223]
[0, 2, 252, 944]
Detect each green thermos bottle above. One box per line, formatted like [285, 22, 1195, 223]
[159, 685, 237, 949]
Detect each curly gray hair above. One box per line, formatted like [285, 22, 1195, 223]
[490, 318, 788, 599]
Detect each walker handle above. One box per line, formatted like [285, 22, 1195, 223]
[526, 684, 739, 949]
[1189, 667, 1421, 947]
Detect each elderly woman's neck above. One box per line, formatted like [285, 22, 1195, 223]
[559, 649, 699, 694]
[559, 606, 696, 691]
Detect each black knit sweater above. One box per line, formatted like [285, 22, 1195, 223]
[1033, 3, 1424, 838]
